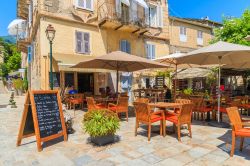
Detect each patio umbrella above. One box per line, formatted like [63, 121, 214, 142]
[176, 41, 250, 122]
[8, 19, 26, 35]
[71, 51, 168, 95]
[154, 53, 205, 100]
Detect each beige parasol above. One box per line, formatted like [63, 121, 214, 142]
[71, 51, 169, 94]
[176, 41, 250, 122]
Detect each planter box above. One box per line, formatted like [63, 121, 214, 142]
[91, 135, 115, 146]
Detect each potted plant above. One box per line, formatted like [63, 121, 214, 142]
[82, 109, 120, 146]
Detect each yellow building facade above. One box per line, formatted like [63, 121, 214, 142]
[17, 0, 170, 94]
[17, 0, 220, 94]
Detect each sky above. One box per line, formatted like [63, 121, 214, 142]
[0, 0, 249, 36]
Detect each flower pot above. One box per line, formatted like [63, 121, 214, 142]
[91, 134, 115, 146]
[18, 89, 23, 96]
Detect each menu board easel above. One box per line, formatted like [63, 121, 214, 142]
[16, 90, 67, 152]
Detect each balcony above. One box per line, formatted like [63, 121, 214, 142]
[98, 2, 148, 34]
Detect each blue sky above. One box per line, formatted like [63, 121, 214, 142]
[0, 0, 249, 36]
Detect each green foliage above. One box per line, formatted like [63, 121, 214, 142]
[206, 67, 218, 85]
[83, 109, 120, 137]
[211, 9, 250, 46]
[0, 38, 21, 77]
[183, 88, 193, 95]
[156, 70, 171, 78]
[12, 79, 24, 90]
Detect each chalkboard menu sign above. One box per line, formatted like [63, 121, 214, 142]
[17, 90, 67, 152]
[34, 93, 62, 138]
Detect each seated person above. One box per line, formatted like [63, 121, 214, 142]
[106, 86, 112, 97]
[163, 85, 172, 102]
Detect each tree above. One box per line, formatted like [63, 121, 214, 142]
[0, 38, 21, 77]
[211, 9, 250, 46]
[211, 9, 250, 93]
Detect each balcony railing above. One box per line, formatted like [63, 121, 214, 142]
[98, 2, 148, 28]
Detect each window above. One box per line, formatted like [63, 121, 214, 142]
[148, 5, 163, 28]
[76, 0, 94, 11]
[179, 26, 187, 42]
[75, 31, 90, 54]
[197, 30, 203, 45]
[120, 40, 131, 53]
[65, 73, 74, 87]
[51, 72, 60, 88]
[28, 2, 33, 27]
[146, 43, 155, 59]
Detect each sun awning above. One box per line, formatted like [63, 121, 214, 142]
[52, 53, 112, 72]
[121, 0, 130, 6]
[135, 0, 148, 8]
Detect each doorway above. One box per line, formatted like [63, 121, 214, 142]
[77, 73, 94, 94]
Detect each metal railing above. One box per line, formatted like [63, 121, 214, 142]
[98, 2, 148, 28]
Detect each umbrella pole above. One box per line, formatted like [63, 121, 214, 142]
[116, 70, 119, 97]
[174, 64, 177, 101]
[217, 56, 222, 123]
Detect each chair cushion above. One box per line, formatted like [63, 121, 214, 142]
[150, 114, 163, 123]
[215, 107, 227, 113]
[165, 112, 178, 124]
[201, 107, 213, 112]
[235, 128, 250, 137]
[109, 106, 117, 111]
[241, 104, 250, 109]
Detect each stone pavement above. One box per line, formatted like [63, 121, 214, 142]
[0, 94, 250, 166]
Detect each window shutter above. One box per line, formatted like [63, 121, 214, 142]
[76, 31, 83, 53]
[27, 45, 32, 63]
[130, 0, 138, 22]
[145, 7, 150, 26]
[120, 40, 127, 52]
[28, 4, 32, 27]
[145, 44, 150, 59]
[157, 5, 163, 27]
[126, 41, 131, 54]
[83, 33, 90, 53]
[116, 0, 121, 17]
[152, 45, 155, 59]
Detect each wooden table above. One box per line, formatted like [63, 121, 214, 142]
[95, 98, 117, 107]
[148, 102, 182, 109]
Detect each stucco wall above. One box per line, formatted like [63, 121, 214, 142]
[169, 19, 213, 52]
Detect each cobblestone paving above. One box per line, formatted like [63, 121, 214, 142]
[0, 94, 250, 166]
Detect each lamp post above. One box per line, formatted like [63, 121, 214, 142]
[45, 24, 56, 90]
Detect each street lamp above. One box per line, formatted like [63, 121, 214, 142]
[45, 24, 56, 90]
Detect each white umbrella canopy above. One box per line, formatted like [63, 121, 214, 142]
[71, 51, 169, 94]
[175, 41, 250, 123]
[7, 19, 26, 35]
[155, 53, 202, 69]
[177, 41, 250, 65]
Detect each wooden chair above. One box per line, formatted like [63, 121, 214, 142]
[86, 97, 106, 111]
[133, 102, 165, 141]
[108, 96, 129, 121]
[174, 99, 192, 114]
[165, 103, 193, 142]
[70, 93, 84, 116]
[190, 97, 204, 120]
[226, 107, 250, 157]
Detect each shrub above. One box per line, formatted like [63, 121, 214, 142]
[183, 88, 193, 95]
[82, 109, 120, 137]
[13, 79, 23, 90]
